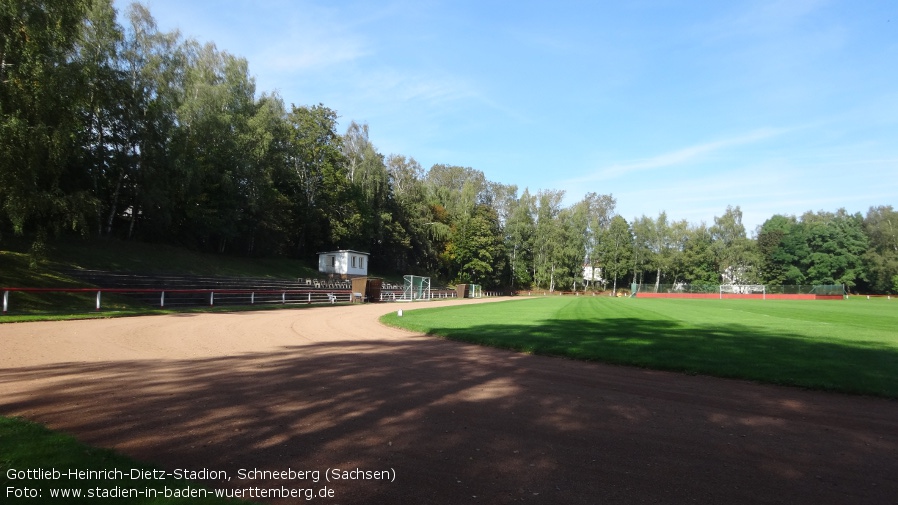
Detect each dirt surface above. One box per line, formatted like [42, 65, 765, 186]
[1, 297, 897, 504]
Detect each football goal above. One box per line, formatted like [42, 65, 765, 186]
[719, 284, 766, 299]
[401, 275, 431, 301]
[469, 284, 483, 298]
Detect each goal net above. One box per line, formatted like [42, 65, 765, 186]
[402, 275, 431, 301]
[809, 284, 845, 296]
[469, 284, 482, 298]
[719, 284, 766, 299]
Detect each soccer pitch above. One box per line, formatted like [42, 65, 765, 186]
[381, 296, 898, 398]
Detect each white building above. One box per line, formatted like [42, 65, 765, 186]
[583, 265, 603, 284]
[318, 250, 369, 278]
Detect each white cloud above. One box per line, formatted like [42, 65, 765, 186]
[260, 39, 369, 72]
[250, 8, 372, 73]
[699, 0, 832, 40]
[566, 128, 789, 186]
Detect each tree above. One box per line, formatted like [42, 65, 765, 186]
[665, 218, 690, 285]
[757, 214, 795, 285]
[679, 223, 718, 285]
[386, 154, 423, 200]
[532, 189, 565, 291]
[342, 121, 368, 184]
[446, 204, 506, 288]
[504, 188, 536, 290]
[0, 0, 95, 257]
[710, 205, 759, 284]
[581, 192, 616, 290]
[631, 215, 655, 287]
[757, 210, 869, 290]
[756, 214, 819, 286]
[862, 206, 898, 293]
[800, 209, 868, 289]
[633, 211, 684, 290]
[117, 2, 184, 241]
[341, 121, 394, 265]
[598, 215, 633, 294]
[425, 164, 487, 221]
[174, 40, 260, 252]
[283, 103, 346, 256]
[384, 154, 442, 273]
[557, 203, 590, 291]
[240, 93, 292, 255]
[74, 0, 128, 237]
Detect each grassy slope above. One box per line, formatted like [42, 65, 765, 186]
[381, 296, 898, 397]
[1, 236, 322, 279]
[0, 250, 142, 317]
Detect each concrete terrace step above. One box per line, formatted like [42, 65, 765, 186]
[59, 269, 358, 291]
[54, 269, 373, 308]
[51, 270, 451, 308]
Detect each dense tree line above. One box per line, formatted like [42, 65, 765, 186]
[2, 1, 896, 293]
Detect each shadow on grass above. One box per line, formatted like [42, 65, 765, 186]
[418, 316, 898, 398]
[2, 337, 898, 504]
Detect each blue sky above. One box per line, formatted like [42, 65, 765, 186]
[117, 0, 897, 232]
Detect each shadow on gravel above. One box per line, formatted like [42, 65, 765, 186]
[2, 337, 897, 504]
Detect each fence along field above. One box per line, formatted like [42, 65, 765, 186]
[0, 284, 462, 316]
[631, 283, 847, 300]
[381, 295, 898, 398]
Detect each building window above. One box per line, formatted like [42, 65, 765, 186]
[351, 256, 357, 268]
[330, 256, 336, 267]
[360, 257, 364, 269]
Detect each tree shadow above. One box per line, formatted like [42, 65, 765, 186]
[423, 316, 898, 398]
[1, 336, 897, 504]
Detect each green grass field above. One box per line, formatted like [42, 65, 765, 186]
[381, 296, 898, 398]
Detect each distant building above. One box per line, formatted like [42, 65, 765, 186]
[318, 250, 369, 278]
[583, 264, 603, 283]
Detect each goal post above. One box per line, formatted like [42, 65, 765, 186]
[719, 284, 766, 299]
[402, 275, 431, 301]
[469, 284, 482, 299]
